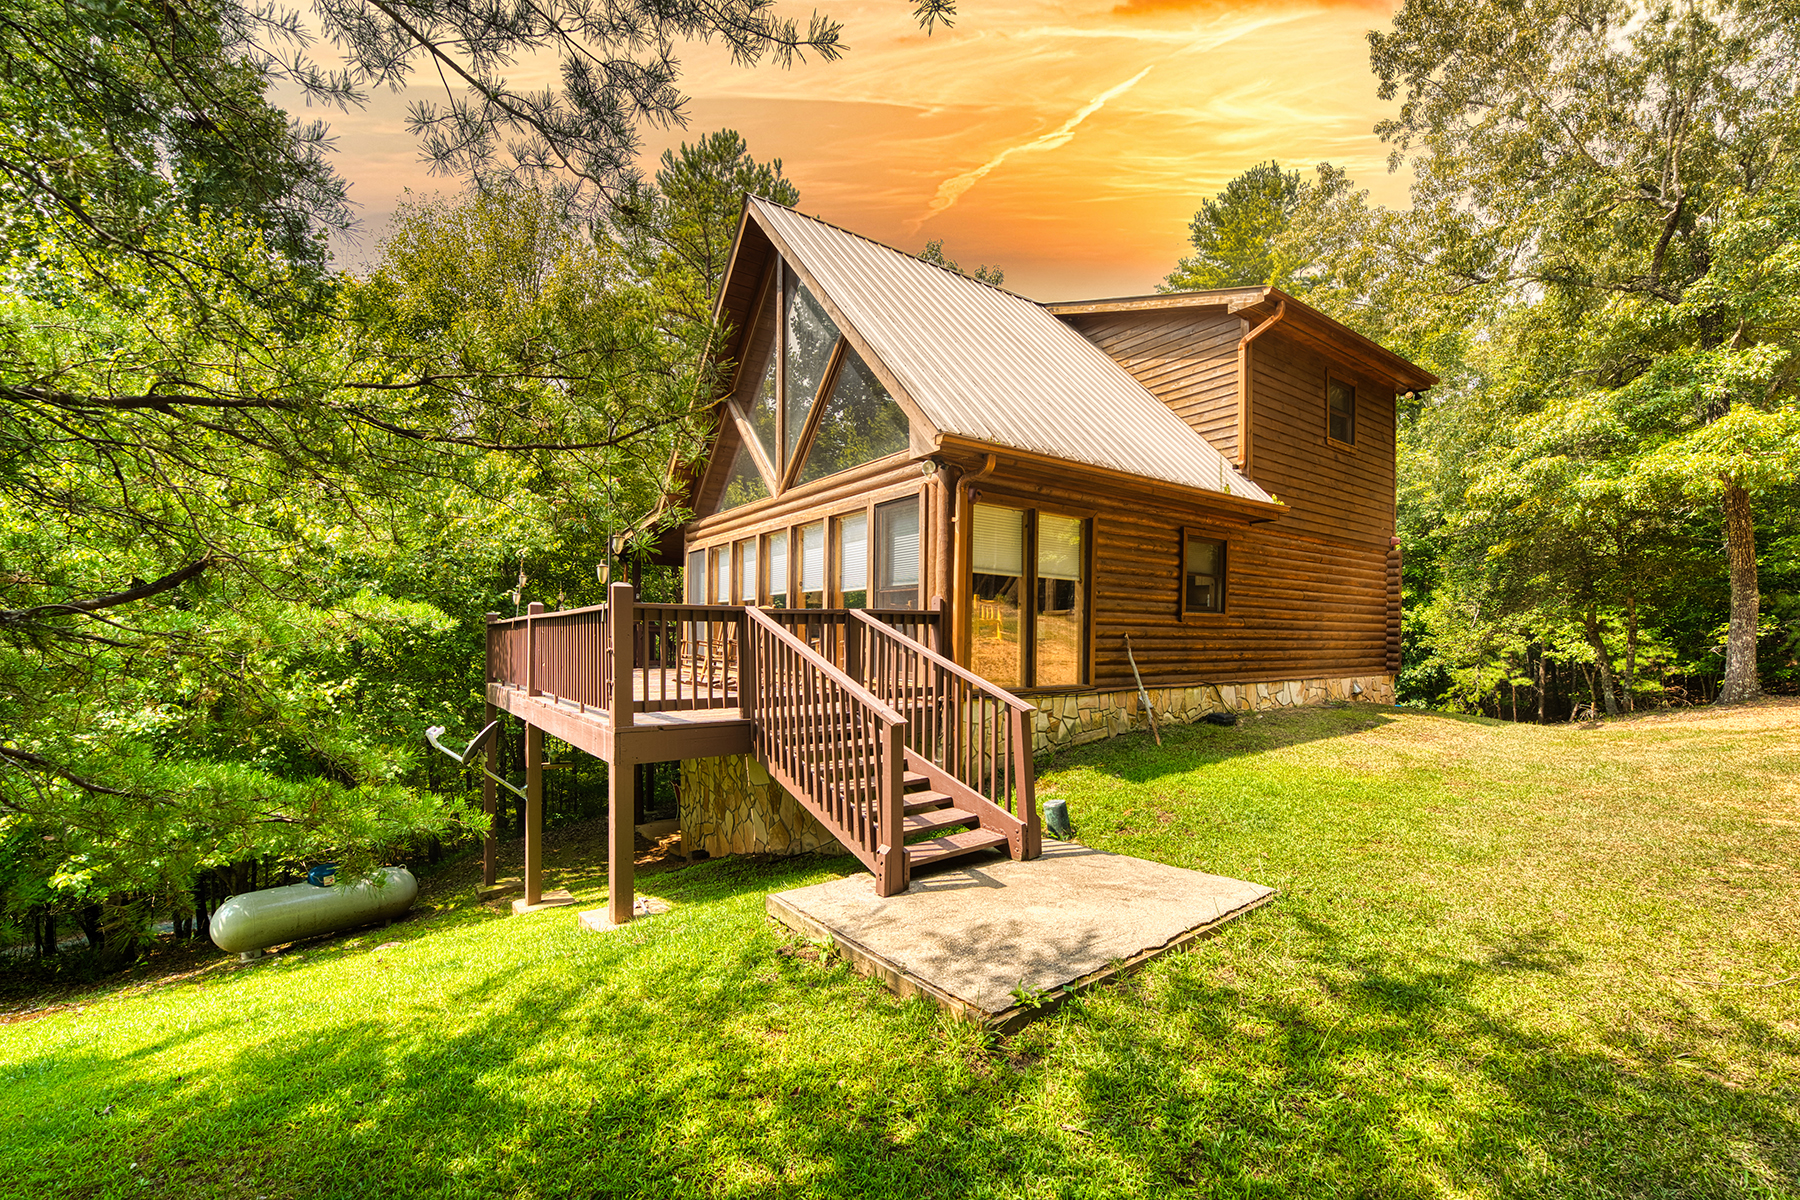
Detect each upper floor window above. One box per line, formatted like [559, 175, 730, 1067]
[1327, 377, 1356, 447]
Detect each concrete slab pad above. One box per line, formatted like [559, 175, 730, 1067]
[767, 842, 1274, 1030]
[511, 888, 575, 914]
[577, 896, 671, 933]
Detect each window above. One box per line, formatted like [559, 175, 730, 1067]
[836, 512, 868, 608]
[783, 278, 839, 460]
[685, 549, 704, 604]
[970, 504, 1025, 688]
[873, 498, 921, 610]
[1182, 534, 1226, 616]
[709, 545, 729, 604]
[1035, 514, 1085, 687]
[1328, 377, 1356, 447]
[737, 538, 758, 603]
[797, 521, 826, 608]
[717, 443, 769, 511]
[798, 349, 911, 485]
[766, 531, 789, 607]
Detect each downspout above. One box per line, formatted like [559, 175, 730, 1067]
[1234, 300, 1287, 477]
[950, 453, 999, 665]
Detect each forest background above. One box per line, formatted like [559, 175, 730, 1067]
[1, 0, 1796, 970]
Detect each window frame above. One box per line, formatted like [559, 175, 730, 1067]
[963, 497, 1092, 691]
[1179, 529, 1228, 620]
[1325, 371, 1358, 451]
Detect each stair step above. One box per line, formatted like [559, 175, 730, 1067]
[902, 771, 930, 791]
[903, 806, 978, 836]
[905, 828, 1010, 869]
[903, 790, 955, 815]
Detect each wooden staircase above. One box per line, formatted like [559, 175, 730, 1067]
[740, 607, 1037, 895]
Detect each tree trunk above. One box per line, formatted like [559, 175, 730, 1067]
[1537, 646, 1547, 724]
[1625, 596, 1638, 713]
[78, 904, 104, 952]
[1719, 482, 1761, 704]
[1583, 609, 1620, 717]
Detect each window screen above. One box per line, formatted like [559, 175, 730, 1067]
[685, 549, 704, 604]
[766, 531, 789, 608]
[874, 498, 921, 610]
[837, 512, 868, 608]
[798, 521, 825, 607]
[1184, 535, 1225, 614]
[738, 538, 758, 602]
[1328, 378, 1356, 446]
[709, 545, 729, 604]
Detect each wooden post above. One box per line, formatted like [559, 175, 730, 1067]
[483, 612, 500, 887]
[609, 753, 635, 926]
[482, 705, 500, 887]
[525, 601, 545, 696]
[873, 719, 907, 897]
[609, 583, 634, 729]
[1012, 710, 1040, 860]
[524, 723, 543, 905]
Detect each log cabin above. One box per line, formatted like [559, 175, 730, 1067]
[476, 197, 1434, 914]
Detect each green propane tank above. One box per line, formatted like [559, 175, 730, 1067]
[210, 867, 417, 959]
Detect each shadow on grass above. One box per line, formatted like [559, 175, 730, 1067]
[1042, 704, 1404, 786]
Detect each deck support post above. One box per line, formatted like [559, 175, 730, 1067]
[482, 703, 500, 887]
[524, 723, 543, 906]
[608, 581, 636, 925]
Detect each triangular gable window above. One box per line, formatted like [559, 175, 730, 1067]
[783, 275, 839, 460]
[717, 442, 770, 512]
[798, 347, 911, 485]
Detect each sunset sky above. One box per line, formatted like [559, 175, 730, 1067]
[313, 0, 1412, 300]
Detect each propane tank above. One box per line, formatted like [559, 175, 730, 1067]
[210, 867, 418, 959]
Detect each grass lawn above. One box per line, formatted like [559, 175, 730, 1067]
[4, 699, 1799, 1199]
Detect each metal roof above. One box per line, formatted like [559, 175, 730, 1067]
[749, 199, 1273, 505]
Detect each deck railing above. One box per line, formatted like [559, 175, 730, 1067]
[852, 609, 1040, 860]
[742, 606, 909, 894]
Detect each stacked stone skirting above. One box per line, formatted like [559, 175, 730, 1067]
[679, 753, 843, 861]
[678, 673, 1396, 858]
[1027, 673, 1397, 754]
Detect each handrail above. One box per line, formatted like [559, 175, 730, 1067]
[851, 609, 1040, 860]
[743, 606, 909, 895]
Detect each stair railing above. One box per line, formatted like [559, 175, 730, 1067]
[742, 606, 909, 895]
[850, 610, 1040, 860]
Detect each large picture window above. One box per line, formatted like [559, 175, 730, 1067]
[712, 258, 912, 514]
[1182, 533, 1226, 616]
[970, 503, 1087, 689]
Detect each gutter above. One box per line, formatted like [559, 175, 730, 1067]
[1234, 299, 1287, 477]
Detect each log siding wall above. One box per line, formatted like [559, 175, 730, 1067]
[1063, 311, 1244, 461]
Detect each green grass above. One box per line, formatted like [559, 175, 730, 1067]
[5, 699, 1800, 1199]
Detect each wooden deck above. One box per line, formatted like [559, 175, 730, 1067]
[485, 675, 753, 766]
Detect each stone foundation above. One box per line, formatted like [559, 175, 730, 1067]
[678, 753, 845, 860]
[1026, 673, 1397, 754]
[679, 673, 1396, 856]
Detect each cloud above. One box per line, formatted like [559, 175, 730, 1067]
[909, 66, 1155, 230]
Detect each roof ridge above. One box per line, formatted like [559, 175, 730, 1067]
[746, 195, 1033, 302]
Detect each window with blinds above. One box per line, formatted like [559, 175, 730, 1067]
[709, 545, 729, 604]
[970, 504, 1026, 688]
[1035, 513, 1085, 687]
[766, 530, 789, 607]
[874, 498, 920, 609]
[836, 512, 868, 608]
[738, 538, 758, 603]
[685, 549, 704, 604]
[798, 521, 825, 608]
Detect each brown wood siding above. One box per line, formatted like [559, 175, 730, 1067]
[947, 452, 1390, 688]
[1246, 330, 1396, 550]
[1063, 311, 1243, 461]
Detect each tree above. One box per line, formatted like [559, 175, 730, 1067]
[918, 239, 1004, 286]
[1368, 0, 1800, 702]
[1161, 161, 1301, 292]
